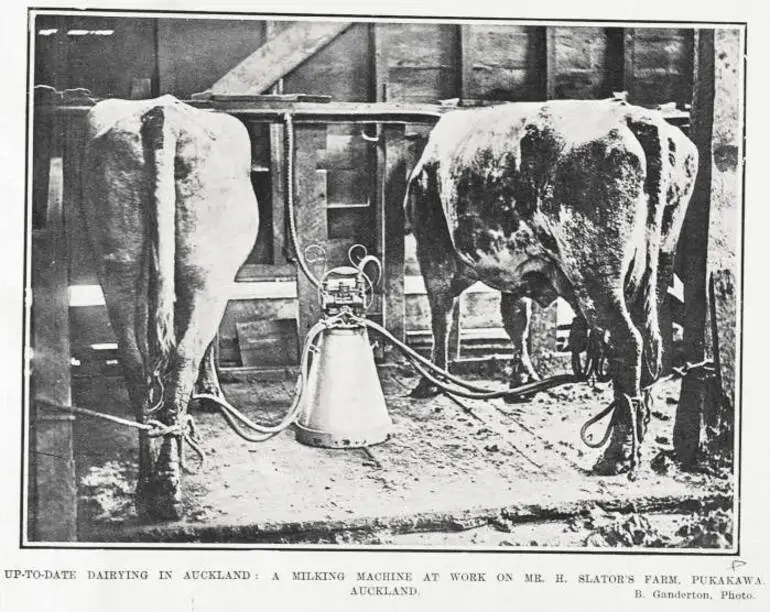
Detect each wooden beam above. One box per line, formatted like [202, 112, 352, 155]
[458, 25, 473, 100]
[264, 21, 286, 95]
[623, 28, 636, 100]
[293, 126, 328, 343]
[382, 125, 408, 348]
[210, 21, 353, 96]
[269, 123, 287, 265]
[673, 29, 715, 466]
[30, 157, 77, 542]
[545, 27, 557, 100]
[371, 23, 387, 102]
[706, 27, 743, 417]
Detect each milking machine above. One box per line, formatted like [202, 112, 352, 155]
[293, 247, 394, 447]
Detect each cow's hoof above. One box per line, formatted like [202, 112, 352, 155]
[592, 436, 633, 476]
[592, 453, 633, 476]
[410, 379, 441, 399]
[136, 438, 183, 522]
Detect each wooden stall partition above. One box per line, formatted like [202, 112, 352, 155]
[379, 125, 408, 348]
[674, 28, 742, 467]
[706, 28, 743, 420]
[674, 29, 714, 466]
[294, 125, 329, 340]
[29, 156, 77, 542]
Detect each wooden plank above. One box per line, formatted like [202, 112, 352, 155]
[236, 319, 299, 367]
[623, 28, 636, 99]
[458, 25, 472, 100]
[382, 124, 407, 347]
[269, 123, 286, 265]
[64, 117, 95, 285]
[30, 157, 77, 542]
[293, 126, 328, 342]
[372, 23, 387, 102]
[264, 21, 286, 95]
[218, 299, 297, 366]
[707, 28, 743, 413]
[42, 101, 445, 124]
[674, 29, 715, 466]
[545, 27, 557, 99]
[549, 27, 613, 100]
[210, 21, 353, 96]
[380, 23, 459, 104]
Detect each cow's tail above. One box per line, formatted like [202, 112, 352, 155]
[403, 160, 424, 235]
[625, 115, 667, 384]
[140, 105, 176, 362]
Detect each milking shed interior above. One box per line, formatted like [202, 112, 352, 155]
[27, 12, 743, 545]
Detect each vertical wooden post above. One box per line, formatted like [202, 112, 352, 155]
[29, 156, 77, 542]
[379, 125, 408, 353]
[706, 28, 743, 421]
[673, 29, 715, 465]
[545, 27, 557, 100]
[458, 25, 473, 100]
[371, 23, 387, 103]
[269, 122, 286, 264]
[623, 29, 636, 99]
[293, 125, 328, 341]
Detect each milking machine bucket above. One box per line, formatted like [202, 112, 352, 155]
[295, 323, 392, 448]
[295, 249, 393, 448]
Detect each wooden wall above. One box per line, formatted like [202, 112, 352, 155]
[32, 15, 698, 371]
[33, 17, 695, 106]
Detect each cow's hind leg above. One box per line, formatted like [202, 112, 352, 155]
[500, 294, 540, 402]
[588, 293, 645, 476]
[411, 276, 473, 398]
[142, 276, 233, 520]
[100, 280, 158, 518]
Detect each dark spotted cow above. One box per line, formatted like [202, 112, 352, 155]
[405, 99, 697, 474]
[81, 95, 258, 519]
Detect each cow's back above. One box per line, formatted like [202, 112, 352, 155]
[411, 99, 696, 272]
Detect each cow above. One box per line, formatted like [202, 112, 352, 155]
[80, 95, 258, 519]
[405, 98, 697, 475]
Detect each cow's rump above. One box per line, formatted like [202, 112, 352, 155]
[405, 98, 697, 475]
[81, 95, 258, 519]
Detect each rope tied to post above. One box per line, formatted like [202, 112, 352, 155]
[36, 397, 204, 472]
[578, 359, 716, 478]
